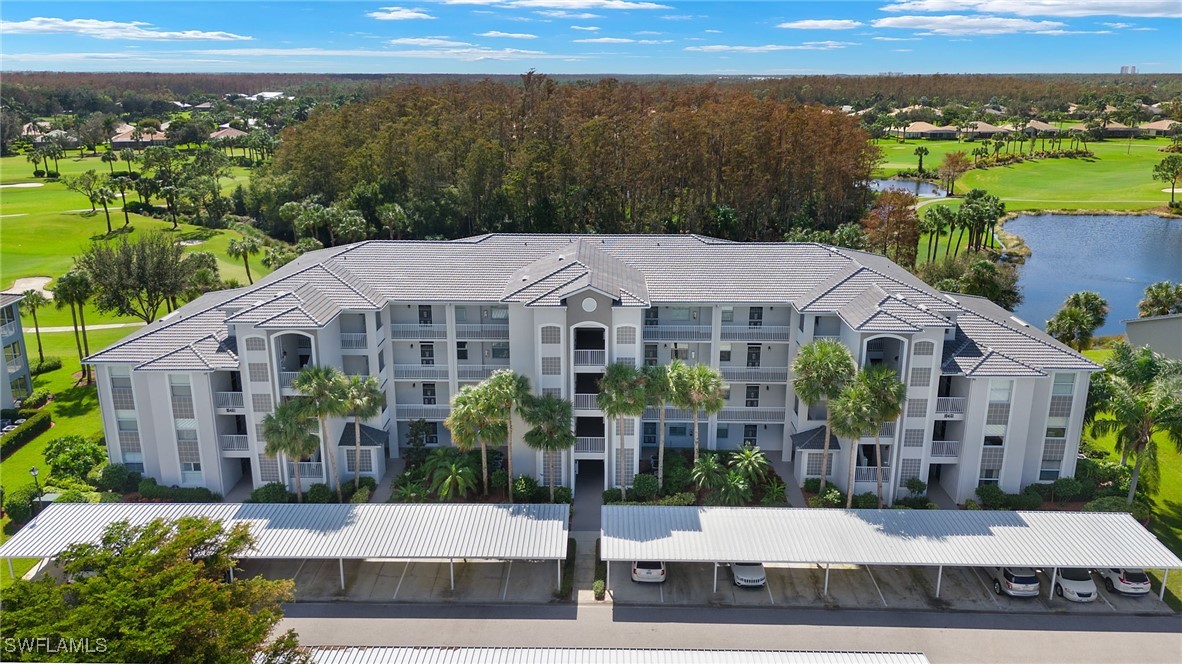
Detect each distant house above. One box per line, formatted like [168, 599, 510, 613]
[1140, 119, 1180, 137]
[1007, 120, 1058, 135]
[900, 121, 958, 140]
[191, 102, 214, 111]
[1069, 121, 1138, 138]
[32, 130, 79, 148]
[170, 101, 191, 109]
[0, 293, 33, 409]
[1125, 314, 1182, 361]
[110, 128, 168, 150]
[960, 121, 1010, 140]
[21, 122, 48, 137]
[890, 105, 942, 117]
[209, 127, 248, 141]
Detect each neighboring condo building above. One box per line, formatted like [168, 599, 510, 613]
[1, 293, 33, 410]
[86, 235, 1098, 504]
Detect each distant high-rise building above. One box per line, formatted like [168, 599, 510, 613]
[1120, 65, 1138, 74]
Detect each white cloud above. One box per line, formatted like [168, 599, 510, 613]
[188, 46, 558, 61]
[570, 25, 601, 30]
[574, 36, 671, 43]
[534, 10, 603, 18]
[872, 15, 1068, 34]
[388, 37, 472, 46]
[776, 19, 864, 30]
[478, 30, 538, 38]
[877, 1, 1182, 18]
[0, 17, 252, 41]
[506, 1, 670, 9]
[661, 15, 697, 21]
[685, 41, 856, 53]
[634, 30, 664, 35]
[872, 36, 921, 40]
[893, 48, 913, 51]
[1101, 22, 1132, 28]
[704, 29, 722, 33]
[367, 6, 437, 20]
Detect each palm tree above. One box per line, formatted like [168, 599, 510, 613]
[913, 145, 930, 174]
[444, 384, 506, 496]
[860, 366, 907, 508]
[691, 453, 727, 494]
[226, 236, 260, 284]
[26, 150, 43, 176]
[485, 369, 531, 503]
[829, 380, 876, 508]
[291, 365, 346, 502]
[1138, 281, 1182, 318]
[598, 362, 647, 499]
[261, 399, 320, 503]
[335, 374, 384, 488]
[53, 270, 93, 384]
[119, 148, 137, 174]
[643, 361, 679, 487]
[1091, 373, 1182, 506]
[431, 461, 477, 501]
[729, 444, 769, 487]
[94, 186, 116, 234]
[101, 151, 119, 173]
[1046, 306, 1096, 351]
[716, 469, 752, 506]
[669, 362, 726, 463]
[110, 175, 133, 227]
[791, 340, 856, 494]
[522, 394, 576, 501]
[20, 290, 49, 364]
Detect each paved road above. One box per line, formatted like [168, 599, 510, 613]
[281, 602, 1182, 663]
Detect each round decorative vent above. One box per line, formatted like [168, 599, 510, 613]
[581, 297, 598, 313]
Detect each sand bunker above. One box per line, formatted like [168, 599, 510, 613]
[2, 276, 53, 299]
[0, 183, 45, 189]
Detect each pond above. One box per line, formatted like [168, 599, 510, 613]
[1005, 214, 1182, 335]
[869, 178, 945, 198]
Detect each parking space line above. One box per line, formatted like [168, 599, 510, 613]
[1098, 588, 1117, 612]
[865, 566, 887, 607]
[293, 558, 308, 583]
[501, 561, 513, 601]
[765, 578, 775, 605]
[392, 561, 410, 600]
[659, 580, 664, 603]
[972, 568, 1002, 609]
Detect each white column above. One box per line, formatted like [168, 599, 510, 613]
[1161, 570, 1169, 600]
[557, 559, 562, 592]
[606, 560, 611, 591]
[338, 558, 345, 590]
[824, 563, 830, 595]
[713, 562, 718, 592]
[1048, 567, 1057, 601]
[936, 565, 943, 598]
[449, 558, 455, 591]
[445, 304, 458, 398]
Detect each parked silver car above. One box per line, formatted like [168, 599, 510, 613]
[987, 567, 1040, 597]
[1053, 568, 1097, 603]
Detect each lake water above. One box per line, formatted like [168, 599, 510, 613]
[1006, 214, 1182, 335]
[869, 178, 945, 198]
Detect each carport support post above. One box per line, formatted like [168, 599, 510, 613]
[556, 559, 561, 592]
[6, 559, 12, 580]
[1048, 567, 1057, 601]
[338, 558, 345, 590]
[935, 565, 943, 598]
[1161, 570, 1169, 600]
[713, 563, 718, 593]
[449, 558, 455, 591]
[824, 563, 830, 596]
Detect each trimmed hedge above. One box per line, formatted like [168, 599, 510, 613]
[0, 410, 52, 459]
[21, 389, 51, 409]
[29, 357, 62, 376]
[92, 463, 142, 493]
[630, 473, 659, 501]
[341, 477, 377, 502]
[552, 486, 572, 504]
[305, 483, 332, 503]
[250, 482, 292, 503]
[349, 486, 372, 503]
[4, 484, 43, 523]
[556, 538, 576, 600]
[136, 478, 220, 503]
[851, 492, 879, 509]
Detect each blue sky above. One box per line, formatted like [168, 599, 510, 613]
[1, 1, 1179, 75]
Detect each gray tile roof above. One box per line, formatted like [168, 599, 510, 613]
[790, 426, 840, 451]
[0, 293, 23, 308]
[338, 423, 388, 448]
[836, 284, 952, 333]
[503, 239, 650, 306]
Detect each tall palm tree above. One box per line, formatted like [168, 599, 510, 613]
[119, 148, 137, 174]
[54, 270, 94, 384]
[1091, 373, 1182, 506]
[643, 361, 679, 487]
[860, 366, 907, 508]
[913, 145, 930, 173]
[335, 374, 384, 488]
[485, 369, 531, 503]
[1138, 281, 1182, 318]
[261, 399, 320, 503]
[20, 290, 49, 364]
[445, 384, 507, 496]
[110, 175, 133, 227]
[291, 365, 346, 502]
[226, 236, 261, 284]
[94, 186, 116, 234]
[829, 380, 876, 508]
[598, 362, 647, 499]
[791, 340, 856, 494]
[101, 151, 119, 173]
[522, 394, 576, 501]
[26, 150, 42, 176]
[669, 362, 726, 464]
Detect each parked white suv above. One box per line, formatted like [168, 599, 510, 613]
[730, 562, 767, 588]
[1053, 568, 1097, 603]
[631, 561, 667, 583]
[1099, 568, 1151, 595]
[987, 567, 1040, 597]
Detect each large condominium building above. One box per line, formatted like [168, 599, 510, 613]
[87, 235, 1098, 504]
[1, 293, 33, 410]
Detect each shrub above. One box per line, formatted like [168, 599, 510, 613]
[340, 476, 377, 501]
[46, 435, 107, 479]
[905, 477, 928, 496]
[391, 479, 428, 503]
[1084, 496, 1151, 523]
[894, 495, 932, 509]
[630, 473, 659, 501]
[55, 489, 89, 503]
[33, 169, 45, 178]
[45, 170, 60, 179]
[350, 486, 372, 503]
[21, 389, 51, 409]
[1023, 483, 1055, 501]
[557, 538, 577, 600]
[807, 487, 842, 508]
[250, 482, 292, 503]
[964, 498, 981, 510]
[1008, 491, 1042, 510]
[552, 486, 573, 504]
[761, 479, 787, 506]
[4, 484, 42, 523]
[602, 488, 623, 504]
[490, 469, 509, 493]
[93, 463, 140, 493]
[851, 492, 879, 509]
[975, 483, 1007, 509]
[136, 478, 220, 503]
[28, 357, 62, 375]
[0, 411, 52, 458]
[661, 463, 693, 496]
[513, 475, 544, 503]
[1051, 477, 1083, 503]
[803, 478, 822, 494]
[657, 492, 697, 506]
[592, 579, 605, 601]
[305, 483, 332, 503]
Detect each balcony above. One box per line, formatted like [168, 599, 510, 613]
[287, 461, 324, 479]
[718, 407, 786, 423]
[457, 365, 502, 381]
[721, 325, 791, 342]
[390, 323, 447, 340]
[641, 324, 711, 341]
[930, 440, 962, 459]
[813, 333, 841, 341]
[854, 466, 884, 483]
[935, 397, 967, 418]
[340, 332, 368, 350]
[575, 437, 606, 453]
[455, 323, 509, 341]
[0, 321, 16, 338]
[872, 421, 896, 438]
[644, 405, 698, 420]
[720, 366, 788, 383]
[395, 404, 450, 420]
[574, 394, 599, 410]
[279, 372, 299, 390]
[214, 391, 244, 410]
[219, 434, 250, 452]
[393, 364, 449, 380]
[574, 350, 606, 367]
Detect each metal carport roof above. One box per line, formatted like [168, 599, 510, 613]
[600, 506, 1182, 570]
[291, 647, 930, 664]
[0, 502, 569, 561]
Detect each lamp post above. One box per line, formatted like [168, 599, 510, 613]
[29, 466, 43, 516]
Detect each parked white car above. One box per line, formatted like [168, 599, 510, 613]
[631, 561, 666, 583]
[987, 567, 1040, 597]
[1053, 568, 1097, 602]
[730, 563, 767, 588]
[1099, 568, 1151, 595]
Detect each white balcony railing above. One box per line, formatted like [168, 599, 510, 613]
[644, 405, 698, 420]
[288, 461, 324, 479]
[641, 324, 711, 341]
[390, 323, 448, 340]
[0, 322, 16, 338]
[219, 434, 250, 451]
[720, 325, 791, 342]
[340, 332, 368, 349]
[457, 365, 502, 381]
[575, 437, 606, 453]
[573, 394, 599, 410]
[395, 404, 451, 420]
[935, 397, 967, 415]
[854, 466, 883, 483]
[718, 407, 786, 423]
[214, 391, 244, 409]
[574, 349, 607, 366]
[930, 440, 962, 457]
[392, 364, 449, 380]
[720, 366, 789, 383]
[279, 372, 299, 389]
[454, 323, 510, 340]
[879, 421, 896, 438]
[813, 333, 841, 341]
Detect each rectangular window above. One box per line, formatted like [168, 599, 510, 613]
[489, 306, 509, 321]
[248, 363, 269, 383]
[913, 341, 934, 356]
[644, 309, 659, 326]
[421, 383, 437, 405]
[903, 428, 925, 447]
[1048, 395, 1073, 418]
[806, 453, 832, 477]
[798, 313, 805, 332]
[541, 326, 561, 344]
[258, 455, 280, 483]
[671, 346, 689, 361]
[1039, 467, 1061, 481]
[374, 310, 382, 329]
[910, 367, 932, 387]
[669, 425, 687, 437]
[721, 307, 734, 323]
[454, 306, 467, 323]
[542, 387, 561, 399]
[252, 393, 273, 413]
[456, 342, 468, 361]
[418, 305, 433, 325]
[643, 422, 657, 445]
[378, 349, 386, 372]
[978, 468, 1000, 486]
[989, 379, 1014, 403]
[985, 403, 1011, 426]
[616, 327, 636, 345]
[643, 344, 658, 367]
[906, 398, 927, 418]
[746, 344, 761, 368]
[983, 435, 1005, 447]
[491, 342, 510, 359]
[667, 307, 691, 321]
[346, 448, 374, 473]
[1042, 438, 1067, 462]
[420, 343, 435, 365]
[170, 383, 195, 419]
[745, 385, 760, 408]
[621, 419, 635, 436]
[748, 307, 763, 327]
[425, 422, 439, 445]
[1045, 426, 1067, 438]
[743, 424, 757, 445]
[110, 381, 136, 410]
[980, 446, 1005, 470]
[717, 424, 729, 440]
[244, 337, 266, 352]
[1052, 373, 1075, 396]
[541, 357, 562, 375]
[615, 448, 635, 487]
[719, 343, 732, 363]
